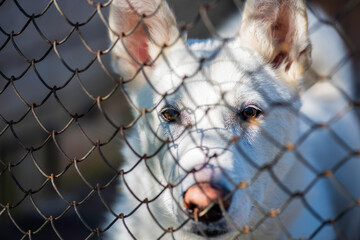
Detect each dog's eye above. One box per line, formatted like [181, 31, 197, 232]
[161, 108, 180, 123]
[240, 106, 262, 121]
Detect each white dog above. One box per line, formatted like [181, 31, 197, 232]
[105, 0, 360, 239]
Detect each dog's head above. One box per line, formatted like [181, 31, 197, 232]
[109, 0, 311, 238]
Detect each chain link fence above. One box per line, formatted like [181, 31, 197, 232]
[0, 0, 359, 239]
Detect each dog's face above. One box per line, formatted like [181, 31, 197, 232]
[145, 43, 300, 234]
[109, 0, 311, 238]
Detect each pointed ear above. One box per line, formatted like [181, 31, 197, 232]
[108, 0, 179, 82]
[239, 0, 311, 87]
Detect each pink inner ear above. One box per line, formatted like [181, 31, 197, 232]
[123, 15, 151, 66]
[271, 2, 293, 44]
[252, 1, 295, 68]
[270, 2, 294, 69]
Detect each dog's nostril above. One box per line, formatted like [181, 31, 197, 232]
[183, 183, 231, 223]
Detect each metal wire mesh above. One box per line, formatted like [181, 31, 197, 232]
[0, 0, 359, 239]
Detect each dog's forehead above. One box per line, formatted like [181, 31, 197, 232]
[150, 39, 291, 108]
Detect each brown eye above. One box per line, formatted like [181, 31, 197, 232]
[240, 106, 261, 121]
[161, 108, 180, 123]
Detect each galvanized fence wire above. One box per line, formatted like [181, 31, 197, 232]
[0, 0, 359, 239]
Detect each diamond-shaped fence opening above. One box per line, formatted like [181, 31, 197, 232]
[0, 0, 359, 239]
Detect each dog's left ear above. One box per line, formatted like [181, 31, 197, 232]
[239, 0, 311, 87]
[108, 0, 179, 93]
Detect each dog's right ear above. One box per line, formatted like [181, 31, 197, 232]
[108, 0, 179, 88]
[238, 0, 311, 88]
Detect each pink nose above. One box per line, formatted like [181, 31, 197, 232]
[183, 183, 231, 223]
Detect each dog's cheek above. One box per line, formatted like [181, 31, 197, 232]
[226, 190, 255, 227]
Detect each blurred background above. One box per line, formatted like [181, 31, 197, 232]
[0, 0, 359, 239]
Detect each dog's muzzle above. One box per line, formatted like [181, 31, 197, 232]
[183, 183, 231, 224]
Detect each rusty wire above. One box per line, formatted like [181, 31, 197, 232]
[0, 0, 359, 239]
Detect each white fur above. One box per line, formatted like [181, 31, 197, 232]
[105, 0, 360, 239]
